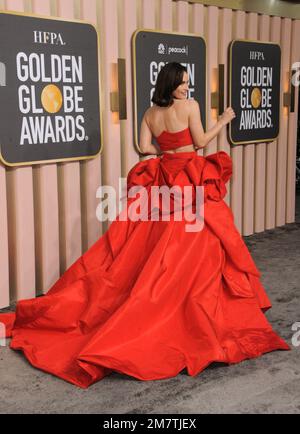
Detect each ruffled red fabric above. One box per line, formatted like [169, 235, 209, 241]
[0, 150, 290, 389]
[156, 127, 194, 151]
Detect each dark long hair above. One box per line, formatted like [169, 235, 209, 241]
[151, 62, 187, 107]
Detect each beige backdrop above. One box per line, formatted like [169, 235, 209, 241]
[0, 0, 299, 308]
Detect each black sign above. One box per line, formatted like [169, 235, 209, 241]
[228, 39, 281, 145]
[132, 29, 206, 150]
[0, 12, 102, 166]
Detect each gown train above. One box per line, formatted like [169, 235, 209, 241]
[0, 150, 290, 388]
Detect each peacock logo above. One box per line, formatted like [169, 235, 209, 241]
[158, 43, 166, 55]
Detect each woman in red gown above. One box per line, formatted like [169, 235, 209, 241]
[0, 62, 290, 389]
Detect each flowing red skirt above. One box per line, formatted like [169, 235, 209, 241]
[0, 150, 290, 388]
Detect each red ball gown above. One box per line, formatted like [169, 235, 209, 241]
[0, 127, 290, 388]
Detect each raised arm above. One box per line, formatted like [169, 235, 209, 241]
[189, 99, 236, 149]
[188, 99, 206, 149]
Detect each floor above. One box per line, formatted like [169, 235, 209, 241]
[0, 192, 299, 414]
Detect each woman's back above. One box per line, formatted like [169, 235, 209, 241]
[147, 99, 190, 138]
[146, 99, 195, 153]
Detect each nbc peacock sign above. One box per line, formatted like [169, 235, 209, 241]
[0, 11, 102, 166]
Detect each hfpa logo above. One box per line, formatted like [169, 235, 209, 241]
[33, 30, 66, 46]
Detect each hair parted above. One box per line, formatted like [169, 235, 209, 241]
[151, 62, 187, 107]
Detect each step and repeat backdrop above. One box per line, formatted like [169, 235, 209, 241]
[0, 1, 298, 309]
[0, 11, 283, 167]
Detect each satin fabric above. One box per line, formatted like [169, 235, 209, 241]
[0, 149, 290, 389]
[156, 127, 193, 151]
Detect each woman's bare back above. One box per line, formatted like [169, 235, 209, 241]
[147, 99, 195, 153]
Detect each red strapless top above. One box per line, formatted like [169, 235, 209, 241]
[155, 127, 194, 151]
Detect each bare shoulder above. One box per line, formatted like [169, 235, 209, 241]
[188, 99, 199, 111]
[145, 104, 157, 117]
[179, 99, 190, 107]
[143, 106, 154, 125]
[172, 99, 191, 116]
[144, 106, 153, 117]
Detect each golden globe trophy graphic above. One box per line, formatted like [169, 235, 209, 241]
[251, 87, 262, 109]
[41, 84, 63, 114]
[228, 39, 281, 146]
[0, 11, 102, 166]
